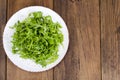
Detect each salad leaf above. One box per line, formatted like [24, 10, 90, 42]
[11, 11, 64, 67]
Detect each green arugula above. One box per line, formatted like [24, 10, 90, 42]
[11, 11, 63, 67]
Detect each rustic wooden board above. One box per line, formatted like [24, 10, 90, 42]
[0, 0, 6, 80]
[1, 0, 120, 80]
[54, 0, 101, 80]
[101, 0, 120, 80]
[7, 0, 53, 80]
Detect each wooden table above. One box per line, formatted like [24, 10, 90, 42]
[0, 0, 120, 80]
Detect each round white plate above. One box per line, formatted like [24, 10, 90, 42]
[3, 6, 69, 72]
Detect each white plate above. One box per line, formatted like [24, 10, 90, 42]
[3, 6, 69, 72]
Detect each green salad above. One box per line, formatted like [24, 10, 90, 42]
[11, 11, 64, 67]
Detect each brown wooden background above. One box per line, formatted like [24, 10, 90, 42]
[0, 0, 120, 80]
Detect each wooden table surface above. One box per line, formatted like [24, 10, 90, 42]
[0, 0, 120, 80]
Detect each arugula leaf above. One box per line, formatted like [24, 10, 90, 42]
[11, 11, 64, 67]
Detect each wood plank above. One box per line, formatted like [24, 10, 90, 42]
[8, 0, 53, 18]
[0, 0, 6, 80]
[101, 0, 120, 80]
[54, 0, 101, 80]
[40, 0, 53, 9]
[7, 0, 53, 80]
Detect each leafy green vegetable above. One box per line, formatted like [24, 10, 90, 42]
[11, 11, 64, 67]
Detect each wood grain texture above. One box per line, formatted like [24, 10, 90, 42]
[54, 0, 101, 80]
[7, 0, 53, 80]
[0, 0, 6, 80]
[101, 0, 120, 80]
[2, 0, 120, 80]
